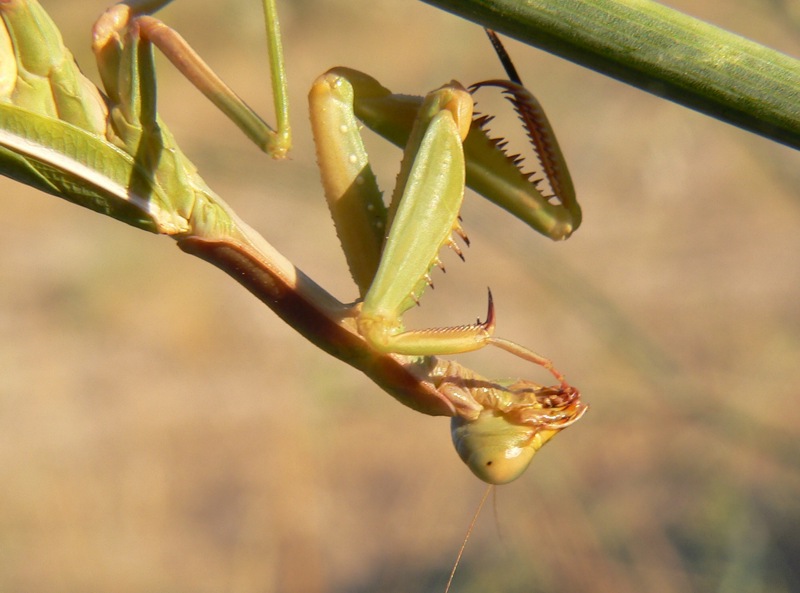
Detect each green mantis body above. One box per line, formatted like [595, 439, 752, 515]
[0, 0, 586, 484]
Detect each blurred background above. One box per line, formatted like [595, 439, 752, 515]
[1, 1, 799, 592]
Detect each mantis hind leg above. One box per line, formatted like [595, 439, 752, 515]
[92, 0, 291, 158]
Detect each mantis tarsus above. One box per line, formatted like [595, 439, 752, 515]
[0, 0, 586, 484]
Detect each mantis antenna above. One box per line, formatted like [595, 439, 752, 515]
[444, 484, 494, 593]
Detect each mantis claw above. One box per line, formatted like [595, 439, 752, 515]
[482, 287, 496, 332]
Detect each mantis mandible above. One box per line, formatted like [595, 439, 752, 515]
[0, 0, 586, 484]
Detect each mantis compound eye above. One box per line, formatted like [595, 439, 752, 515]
[451, 412, 545, 485]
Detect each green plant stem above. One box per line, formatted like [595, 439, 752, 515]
[423, 0, 800, 149]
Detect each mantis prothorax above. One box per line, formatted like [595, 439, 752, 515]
[0, 0, 586, 484]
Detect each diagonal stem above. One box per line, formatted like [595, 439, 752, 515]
[423, 0, 800, 149]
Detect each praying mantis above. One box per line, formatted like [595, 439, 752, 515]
[0, 0, 586, 484]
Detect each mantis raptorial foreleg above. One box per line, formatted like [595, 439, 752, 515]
[312, 76, 487, 356]
[0, 0, 586, 485]
[307, 54, 587, 483]
[311, 72, 571, 372]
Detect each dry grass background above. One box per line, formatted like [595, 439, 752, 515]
[1, 1, 799, 592]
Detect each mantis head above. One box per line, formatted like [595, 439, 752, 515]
[450, 382, 587, 484]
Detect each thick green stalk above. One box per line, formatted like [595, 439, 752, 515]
[423, 0, 800, 149]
